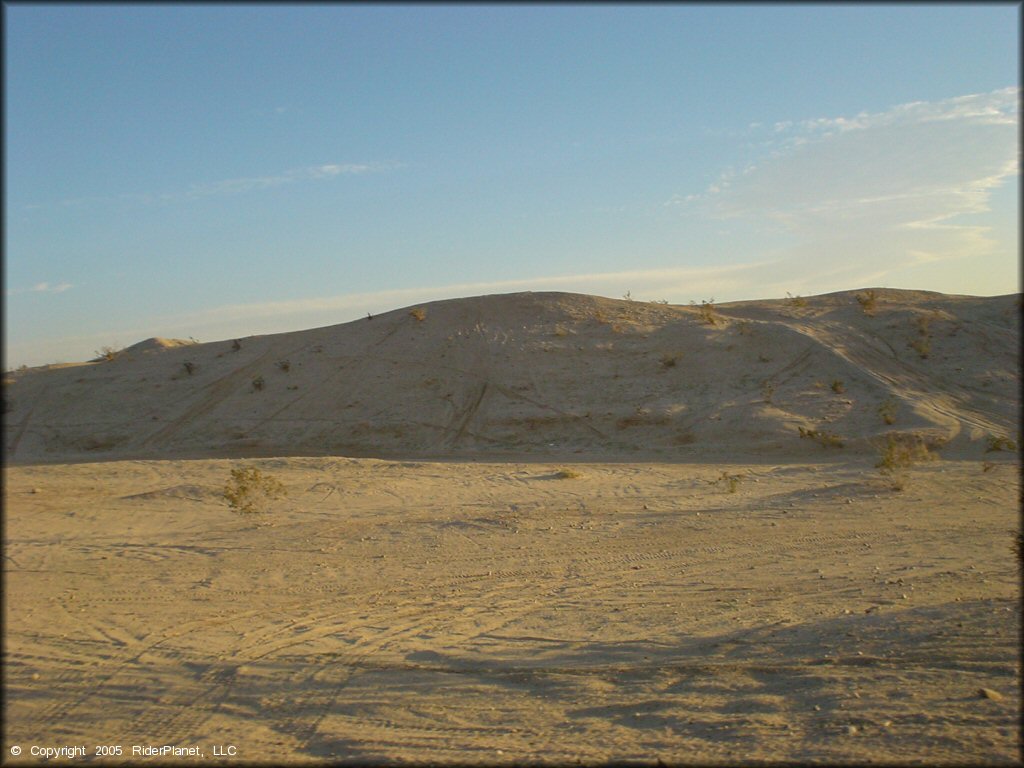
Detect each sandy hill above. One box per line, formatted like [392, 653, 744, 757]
[3, 289, 1019, 464]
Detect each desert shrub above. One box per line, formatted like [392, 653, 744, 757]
[856, 291, 878, 316]
[761, 379, 776, 403]
[830, 379, 845, 394]
[876, 434, 937, 474]
[231, 339, 241, 351]
[909, 336, 931, 359]
[223, 467, 286, 516]
[660, 353, 681, 369]
[712, 470, 743, 493]
[736, 319, 753, 335]
[183, 361, 196, 376]
[985, 434, 1018, 453]
[622, 290, 633, 302]
[251, 375, 265, 392]
[798, 426, 844, 448]
[786, 292, 808, 308]
[553, 468, 582, 479]
[93, 346, 122, 362]
[693, 298, 720, 326]
[409, 308, 427, 321]
[276, 360, 291, 372]
[878, 398, 898, 425]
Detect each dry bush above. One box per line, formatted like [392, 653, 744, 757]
[659, 353, 681, 369]
[798, 426, 844, 448]
[223, 467, 286, 516]
[712, 470, 743, 493]
[92, 346, 122, 362]
[985, 434, 1018, 453]
[409, 308, 427, 321]
[553, 468, 582, 479]
[785, 292, 808, 308]
[251, 375, 265, 392]
[875, 434, 938, 474]
[856, 291, 878, 316]
[693, 298, 720, 326]
[830, 379, 845, 394]
[909, 336, 931, 359]
[276, 360, 291, 372]
[878, 398, 898, 425]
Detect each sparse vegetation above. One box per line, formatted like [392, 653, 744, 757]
[736, 319, 753, 335]
[985, 434, 1018, 453]
[798, 426, 844, 448]
[223, 467, 286, 516]
[876, 434, 935, 471]
[183, 361, 196, 376]
[409, 308, 427, 322]
[856, 290, 878, 316]
[276, 360, 291, 372]
[785, 292, 808, 308]
[830, 379, 845, 394]
[251, 375, 265, 392]
[659, 353, 681, 369]
[877, 398, 898, 425]
[553, 468, 582, 479]
[712, 470, 743, 493]
[694, 298, 720, 326]
[231, 339, 241, 352]
[622, 290, 633, 302]
[93, 346, 122, 362]
[908, 336, 930, 359]
[761, 379, 776, 403]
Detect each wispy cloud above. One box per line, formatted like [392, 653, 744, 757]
[180, 162, 397, 199]
[23, 161, 400, 212]
[7, 281, 74, 296]
[669, 87, 1019, 289]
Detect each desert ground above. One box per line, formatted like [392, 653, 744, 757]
[4, 289, 1021, 764]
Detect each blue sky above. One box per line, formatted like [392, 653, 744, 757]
[5, 4, 1020, 367]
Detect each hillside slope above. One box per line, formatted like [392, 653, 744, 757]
[3, 289, 1019, 463]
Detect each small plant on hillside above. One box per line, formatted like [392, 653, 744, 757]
[908, 336, 931, 359]
[251, 375, 265, 392]
[622, 290, 633, 302]
[695, 298, 720, 326]
[877, 398, 899, 425]
[553, 468, 582, 479]
[183, 361, 197, 376]
[830, 379, 845, 394]
[876, 434, 932, 472]
[985, 434, 1018, 453]
[798, 426, 844, 448]
[231, 339, 242, 352]
[660, 353, 681, 369]
[761, 379, 776, 404]
[409, 308, 427, 322]
[856, 290, 878, 316]
[786, 292, 808, 308]
[736, 319, 753, 335]
[276, 360, 291, 372]
[223, 467, 286, 516]
[712, 470, 743, 493]
[93, 346, 121, 362]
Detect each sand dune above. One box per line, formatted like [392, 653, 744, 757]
[3, 288, 1020, 764]
[4, 289, 1019, 463]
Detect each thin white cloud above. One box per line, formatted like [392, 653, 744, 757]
[182, 162, 398, 199]
[7, 281, 74, 296]
[670, 87, 1019, 288]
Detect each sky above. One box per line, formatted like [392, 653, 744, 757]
[4, 4, 1020, 367]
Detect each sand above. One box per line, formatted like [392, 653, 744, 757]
[3, 289, 1021, 764]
